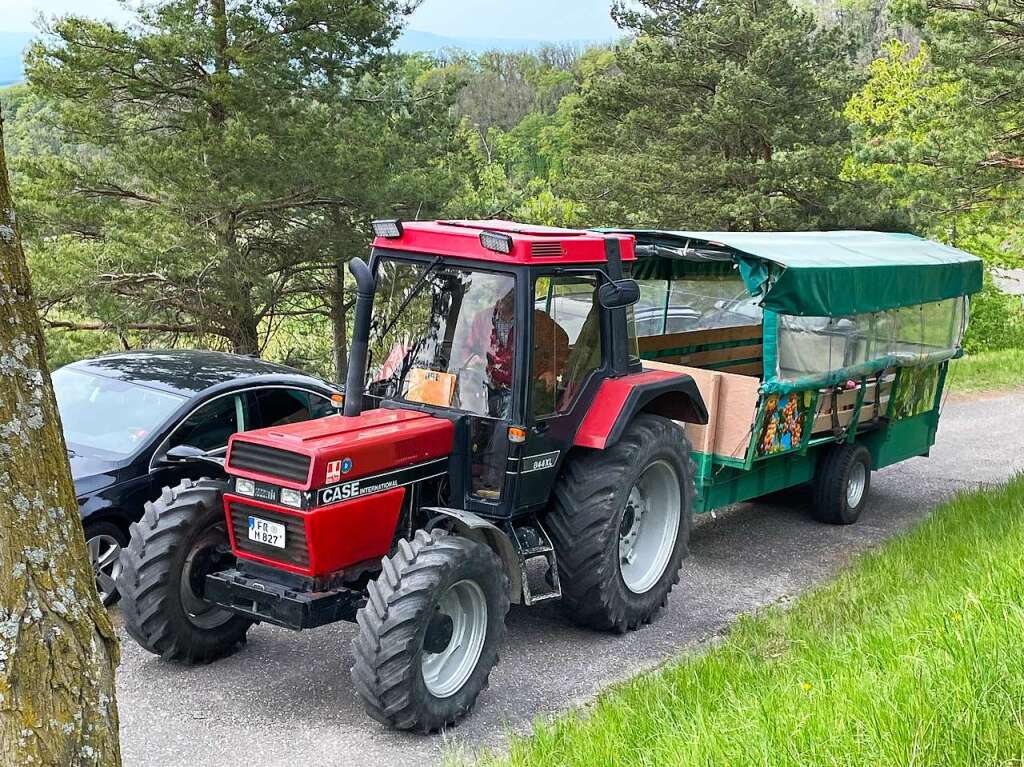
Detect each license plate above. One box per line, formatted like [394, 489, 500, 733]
[248, 516, 286, 549]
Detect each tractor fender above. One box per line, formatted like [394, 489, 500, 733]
[574, 369, 708, 450]
[423, 507, 525, 604]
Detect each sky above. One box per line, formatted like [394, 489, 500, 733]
[0, 0, 621, 40]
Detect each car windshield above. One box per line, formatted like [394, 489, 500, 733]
[52, 367, 186, 458]
[366, 257, 517, 418]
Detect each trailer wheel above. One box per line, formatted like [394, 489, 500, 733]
[812, 443, 872, 525]
[351, 530, 509, 733]
[548, 414, 693, 633]
[117, 478, 251, 663]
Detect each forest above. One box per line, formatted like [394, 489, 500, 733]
[1, 0, 1022, 382]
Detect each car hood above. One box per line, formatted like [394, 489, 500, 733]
[69, 453, 122, 496]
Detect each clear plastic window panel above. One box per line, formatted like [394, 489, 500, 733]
[632, 275, 762, 336]
[777, 297, 965, 382]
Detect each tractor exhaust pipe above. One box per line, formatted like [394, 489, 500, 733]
[343, 257, 375, 417]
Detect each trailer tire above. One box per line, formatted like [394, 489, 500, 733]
[117, 478, 251, 664]
[548, 414, 693, 633]
[812, 443, 871, 525]
[351, 530, 509, 733]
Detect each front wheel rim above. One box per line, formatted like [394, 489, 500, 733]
[179, 528, 236, 630]
[618, 460, 682, 594]
[421, 579, 488, 698]
[88, 534, 122, 603]
[847, 461, 867, 508]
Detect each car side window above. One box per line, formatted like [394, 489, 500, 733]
[308, 393, 336, 419]
[251, 388, 315, 428]
[169, 394, 242, 453]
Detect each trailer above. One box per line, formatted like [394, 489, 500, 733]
[614, 229, 982, 522]
[115, 221, 982, 733]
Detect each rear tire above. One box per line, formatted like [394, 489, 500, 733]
[548, 414, 694, 633]
[812, 443, 871, 525]
[351, 531, 509, 733]
[117, 478, 252, 663]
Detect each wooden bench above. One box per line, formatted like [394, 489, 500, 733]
[638, 324, 763, 377]
[810, 372, 895, 436]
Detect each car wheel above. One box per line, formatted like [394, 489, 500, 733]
[84, 520, 128, 607]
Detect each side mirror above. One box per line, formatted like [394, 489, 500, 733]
[161, 444, 211, 464]
[597, 278, 640, 310]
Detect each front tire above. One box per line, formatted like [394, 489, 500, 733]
[117, 478, 252, 663]
[548, 414, 694, 633]
[351, 531, 509, 732]
[812, 443, 871, 525]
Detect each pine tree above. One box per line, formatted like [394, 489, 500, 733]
[567, 0, 858, 230]
[15, 0, 458, 365]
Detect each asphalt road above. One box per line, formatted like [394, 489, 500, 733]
[115, 390, 1024, 767]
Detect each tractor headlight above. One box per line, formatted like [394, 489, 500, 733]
[371, 219, 403, 239]
[235, 478, 255, 496]
[479, 230, 513, 254]
[279, 487, 303, 508]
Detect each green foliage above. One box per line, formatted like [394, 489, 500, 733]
[469, 475, 1024, 766]
[7, 0, 1024, 365]
[949, 347, 1024, 393]
[564, 0, 862, 230]
[962, 279, 1024, 353]
[12, 0, 461, 362]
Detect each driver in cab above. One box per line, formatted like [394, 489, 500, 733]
[458, 289, 568, 418]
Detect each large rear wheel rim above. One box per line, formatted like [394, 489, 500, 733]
[421, 579, 488, 698]
[618, 459, 681, 595]
[88, 534, 123, 604]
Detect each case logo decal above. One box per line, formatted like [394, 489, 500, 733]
[326, 460, 342, 484]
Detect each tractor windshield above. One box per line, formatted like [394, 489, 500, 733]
[366, 257, 518, 419]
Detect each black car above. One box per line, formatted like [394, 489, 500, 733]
[52, 350, 340, 605]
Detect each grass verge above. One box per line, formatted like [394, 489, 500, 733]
[948, 348, 1024, 394]
[476, 475, 1024, 767]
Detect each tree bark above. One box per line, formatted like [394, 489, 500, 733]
[0, 110, 121, 764]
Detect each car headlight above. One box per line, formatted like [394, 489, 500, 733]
[279, 488, 303, 508]
[235, 478, 255, 496]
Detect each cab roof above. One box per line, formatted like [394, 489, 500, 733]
[371, 220, 635, 265]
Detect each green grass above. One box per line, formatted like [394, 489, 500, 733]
[473, 476, 1024, 767]
[948, 348, 1024, 394]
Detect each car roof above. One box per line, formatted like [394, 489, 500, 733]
[63, 350, 337, 398]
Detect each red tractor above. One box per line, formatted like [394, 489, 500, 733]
[117, 220, 707, 731]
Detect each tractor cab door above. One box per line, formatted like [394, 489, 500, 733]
[514, 271, 608, 510]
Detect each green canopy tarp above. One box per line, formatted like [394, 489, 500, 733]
[611, 230, 984, 316]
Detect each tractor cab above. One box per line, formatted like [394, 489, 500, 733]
[358, 220, 646, 518]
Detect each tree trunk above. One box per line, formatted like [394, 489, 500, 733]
[0, 110, 121, 765]
[208, 0, 259, 356]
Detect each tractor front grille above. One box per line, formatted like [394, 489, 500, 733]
[228, 441, 311, 484]
[228, 501, 310, 570]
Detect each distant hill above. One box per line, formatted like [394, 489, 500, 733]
[0, 27, 613, 86]
[0, 32, 33, 86]
[393, 29, 613, 54]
